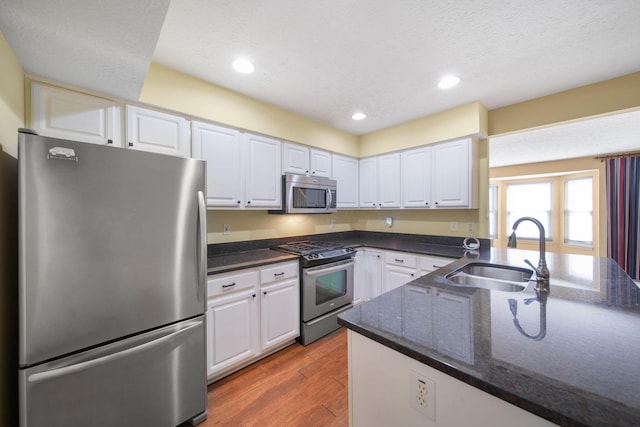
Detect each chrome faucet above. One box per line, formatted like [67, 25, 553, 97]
[507, 216, 550, 292]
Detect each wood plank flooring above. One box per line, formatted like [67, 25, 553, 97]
[197, 327, 348, 427]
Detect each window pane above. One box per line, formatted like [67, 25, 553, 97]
[489, 185, 498, 239]
[565, 177, 593, 245]
[506, 182, 552, 239]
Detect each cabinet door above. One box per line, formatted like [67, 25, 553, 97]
[126, 105, 190, 157]
[192, 121, 243, 207]
[31, 83, 122, 146]
[207, 289, 259, 378]
[261, 278, 300, 350]
[353, 250, 366, 305]
[282, 142, 309, 175]
[377, 153, 401, 207]
[359, 157, 378, 208]
[402, 285, 434, 345]
[363, 250, 384, 298]
[384, 264, 417, 293]
[432, 138, 470, 207]
[244, 134, 282, 208]
[402, 146, 432, 208]
[310, 149, 332, 177]
[332, 154, 359, 208]
[435, 290, 473, 364]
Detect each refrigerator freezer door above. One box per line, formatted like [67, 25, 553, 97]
[20, 316, 206, 427]
[18, 134, 206, 366]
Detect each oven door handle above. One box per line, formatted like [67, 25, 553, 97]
[304, 258, 354, 276]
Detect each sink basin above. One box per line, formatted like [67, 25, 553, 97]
[445, 263, 533, 292]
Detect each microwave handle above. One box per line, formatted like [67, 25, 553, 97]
[326, 188, 333, 211]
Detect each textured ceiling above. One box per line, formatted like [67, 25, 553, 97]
[153, 0, 640, 135]
[0, 0, 169, 100]
[0, 0, 639, 165]
[489, 110, 640, 167]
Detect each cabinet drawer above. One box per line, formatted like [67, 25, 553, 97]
[418, 256, 453, 272]
[208, 270, 258, 297]
[384, 252, 417, 268]
[260, 261, 298, 285]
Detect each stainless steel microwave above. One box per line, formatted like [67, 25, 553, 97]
[269, 174, 337, 214]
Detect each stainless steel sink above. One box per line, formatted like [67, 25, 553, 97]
[445, 263, 533, 292]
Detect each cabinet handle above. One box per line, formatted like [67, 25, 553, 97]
[128, 142, 133, 147]
[274, 272, 285, 277]
[222, 282, 236, 289]
[433, 265, 445, 269]
[107, 139, 113, 145]
[395, 259, 404, 263]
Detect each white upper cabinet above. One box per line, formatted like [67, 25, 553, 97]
[377, 153, 401, 208]
[402, 146, 432, 208]
[192, 122, 282, 209]
[309, 149, 332, 177]
[126, 105, 190, 157]
[282, 142, 331, 177]
[282, 142, 309, 175]
[244, 133, 282, 208]
[359, 157, 378, 208]
[30, 82, 122, 146]
[192, 121, 243, 207]
[432, 137, 477, 208]
[359, 153, 401, 208]
[331, 154, 359, 208]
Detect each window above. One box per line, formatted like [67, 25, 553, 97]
[506, 182, 552, 239]
[489, 185, 498, 239]
[565, 177, 593, 246]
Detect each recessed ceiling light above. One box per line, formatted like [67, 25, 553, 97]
[352, 112, 367, 121]
[438, 75, 460, 89]
[232, 58, 255, 74]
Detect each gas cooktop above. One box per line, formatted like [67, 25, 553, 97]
[276, 241, 355, 266]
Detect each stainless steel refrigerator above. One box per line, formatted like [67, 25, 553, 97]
[17, 131, 208, 426]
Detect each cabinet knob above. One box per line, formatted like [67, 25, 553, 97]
[425, 202, 429, 206]
[128, 142, 133, 147]
[237, 200, 241, 204]
[263, 291, 267, 295]
[435, 202, 439, 205]
[247, 201, 251, 204]
[372, 203, 376, 207]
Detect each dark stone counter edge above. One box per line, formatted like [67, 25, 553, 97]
[207, 231, 490, 273]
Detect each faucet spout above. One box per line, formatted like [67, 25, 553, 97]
[507, 216, 550, 291]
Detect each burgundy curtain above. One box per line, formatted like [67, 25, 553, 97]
[606, 156, 640, 280]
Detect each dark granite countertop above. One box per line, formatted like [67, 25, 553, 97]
[207, 249, 299, 275]
[338, 248, 640, 427]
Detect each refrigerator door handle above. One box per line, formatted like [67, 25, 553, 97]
[27, 320, 202, 383]
[197, 190, 206, 301]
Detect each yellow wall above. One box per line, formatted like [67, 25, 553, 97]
[0, 31, 24, 158]
[358, 101, 488, 157]
[488, 72, 640, 136]
[0, 29, 23, 427]
[140, 63, 359, 157]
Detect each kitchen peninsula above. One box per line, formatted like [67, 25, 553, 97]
[338, 249, 640, 427]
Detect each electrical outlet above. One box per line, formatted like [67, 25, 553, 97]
[450, 221, 458, 232]
[410, 370, 436, 420]
[223, 224, 231, 235]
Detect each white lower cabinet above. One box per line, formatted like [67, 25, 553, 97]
[206, 260, 299, 381]
[354, 249, 384, 304]
[261, 278, 299, 350]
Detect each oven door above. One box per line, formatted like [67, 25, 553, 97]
[301, 258, 354, 322]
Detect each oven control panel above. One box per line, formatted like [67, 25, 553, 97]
[301, 247, 355, 262]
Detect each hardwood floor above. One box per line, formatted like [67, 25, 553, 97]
[198, 327, 348, 427]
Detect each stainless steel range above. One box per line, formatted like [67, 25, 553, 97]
[277, 241, 355, 345]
